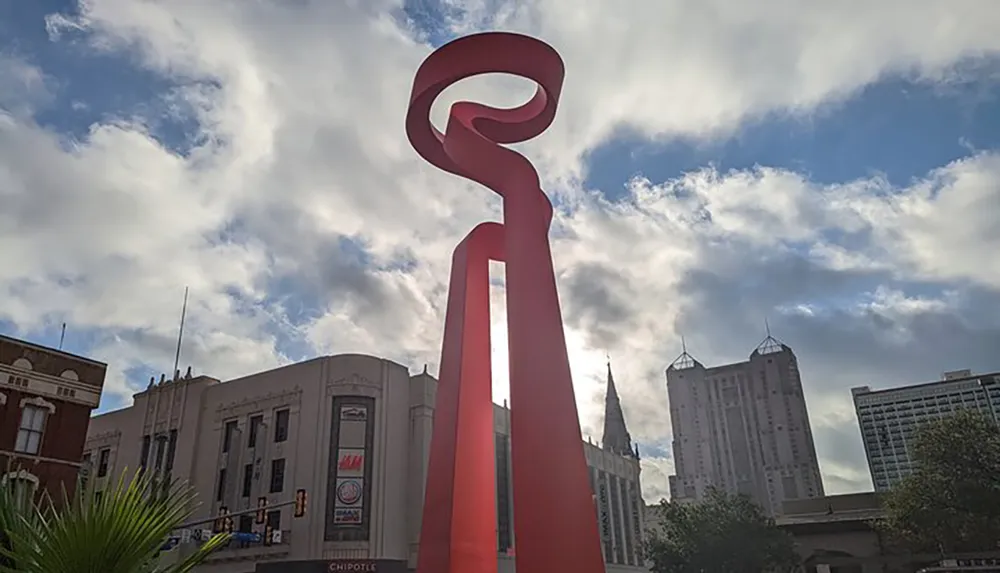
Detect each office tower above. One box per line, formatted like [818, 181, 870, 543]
[666, 335, 824, 515]
[852, 369, 1000, 491]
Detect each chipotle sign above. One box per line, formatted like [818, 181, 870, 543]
[328, 560, 376, 573]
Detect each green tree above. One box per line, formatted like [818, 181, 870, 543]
[644, 488, 800, 573]
[0, 468, 230, 573]
[880, 408, 1000, 553]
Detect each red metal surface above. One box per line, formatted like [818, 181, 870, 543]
[407, 32, 606, 573]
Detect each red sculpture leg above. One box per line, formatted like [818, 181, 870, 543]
[408, 32, 606, 573]
[418, 222, 503, 573]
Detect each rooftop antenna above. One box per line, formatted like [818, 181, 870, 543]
[172, 287, 189, 381]
[58, 323, 66, 350]
[756, 316, 783, 355]
[669, 333, 696, 371]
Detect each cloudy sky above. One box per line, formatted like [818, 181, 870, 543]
[2, 0, 999, 503]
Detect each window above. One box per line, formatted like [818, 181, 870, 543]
[140, 435, 151, 470]
[274, 410, 289, 443]
[266, 509, 281, 531]
[97, 448, 110, 478]
[11, 478, 34, 501]
[242, 464, 253, 498]
[269, 458, 285, 493]
[216, 468, 227, 502]
[248, 415, 263, 448]
[94, 490, 103, 504]
[238, 514, 253, 533]
[495, 433, 512, 552]
[223, 421, 238, 453]
[4, 471, 39, 504]
[166, 430, 178, 471]
[237, 514, 254, 547]
[154, 435, 167, 470]
[80, 452, 92, 491]
[15, 405, 47, 454]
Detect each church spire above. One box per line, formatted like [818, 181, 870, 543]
[601, 359, 633, 456]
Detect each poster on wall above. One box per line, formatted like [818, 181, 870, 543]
[336, 449, 365, 478]
[334, 507, 363, 524]
[335, 478, 364, 508]
[340, 405, 367, 422]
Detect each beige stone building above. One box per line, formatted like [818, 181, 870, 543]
[85, 354, 644, 573]
[666, 335, 825, 515]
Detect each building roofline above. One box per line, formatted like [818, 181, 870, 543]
[0, 334, 107, 368]
[853, 371, 1000, 399]
[209, 353, 412, 386]
[667, 344, 796, 375]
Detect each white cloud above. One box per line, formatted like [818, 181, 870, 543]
[0, 0, 998, 501]
[480, 0, 1000, 177]
[0, 56, 53, 117]
[640, 456, 675, 504]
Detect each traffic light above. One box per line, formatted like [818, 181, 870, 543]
[294, 488, 307, 518]
[264, 524, 273, 546]
[256, 497, 267, 524]
[214, 506, 228, 533]
[224, 515, 233, 534]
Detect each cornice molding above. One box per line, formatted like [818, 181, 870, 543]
[325, 373, 382, 396]
[215, 387, 303, 421]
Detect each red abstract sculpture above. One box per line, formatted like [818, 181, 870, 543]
[407, 32, 606, 573]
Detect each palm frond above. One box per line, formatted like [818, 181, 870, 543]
[0, 466, 229, 573]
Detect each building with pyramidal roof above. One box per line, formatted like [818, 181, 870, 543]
[665, 332, 824, 516]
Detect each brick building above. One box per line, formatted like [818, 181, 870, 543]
[0, 334, 107, 501]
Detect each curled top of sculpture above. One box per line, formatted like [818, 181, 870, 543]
[405, 32, 565, 183]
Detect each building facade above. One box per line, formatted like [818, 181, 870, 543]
[666, 336, 824, 515]
[85, 354, 644, 573]
[852, 368, 1000, 491]
[0, 334, 107, 501]
[777, 493, 888, 573]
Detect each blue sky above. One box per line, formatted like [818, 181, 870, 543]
[2, 0, 1000, 501]
[587, 72, 1000, 198]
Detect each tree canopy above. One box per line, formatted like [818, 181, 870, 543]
[644, 488, 800, 573]
[880, 408, 1000, 553]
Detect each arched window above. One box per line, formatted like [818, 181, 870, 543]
[2, 469, 39, 504]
